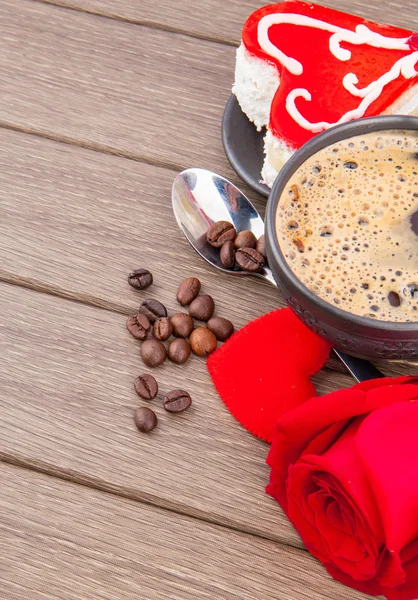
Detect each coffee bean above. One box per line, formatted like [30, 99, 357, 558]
[188, 295, 215, 321]
[141, 339, 167, 367]
[139, 299, 167, 323]
[235, 247, 265, 273]
[134, 407, 158, 432]
[207, 317, 234, 342]
[134, 374, 158, 400]
[128, 268, 153, 290]
[190, 327, 217, 356]
[220, 241, 235, 268]
[126, 313, 151, 340]
[234, 230, 257, 249]
[176, 277, 201, 306]
[170, 313, 194, 338]
[256, 234, 266, 258]
[153, 317, 173, 341]
[207, 221, 236, 247]
[163, 390, 192, 413]
[168, 338, 191, 364]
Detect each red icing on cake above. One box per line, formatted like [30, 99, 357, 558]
[242, 1, 418, 149]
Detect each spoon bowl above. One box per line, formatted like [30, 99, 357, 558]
[172, 168, 275, 284]
[171, 167, 382, 382]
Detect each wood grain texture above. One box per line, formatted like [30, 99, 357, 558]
[0, 0, 236, 177]
[0, 127, 415, 393]
[8, 0, 416, 181]
[35, 0, 418, 43]
[0, 127, 276, 329]
[0, 464, 368, 600]
[0, 282, 356, 547]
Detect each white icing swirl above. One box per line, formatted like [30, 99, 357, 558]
[257, 13, 418, 132]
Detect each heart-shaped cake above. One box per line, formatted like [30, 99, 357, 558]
[233, 1, 418, 187]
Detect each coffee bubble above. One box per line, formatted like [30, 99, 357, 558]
[276, 130, 418, 323]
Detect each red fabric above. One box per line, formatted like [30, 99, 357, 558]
[207, 307, 331, 442]
[267, 377, 418, 600]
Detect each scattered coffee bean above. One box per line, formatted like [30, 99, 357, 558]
[256, 234, 266, 258]
[163, 390, 192, 413]
[176, 277, 201, 306]
[134, 374, 158, 400]
[170, 313, 194, 338]
[128, 268, 153, 290]
[234, 230, 257, 249]
[126, 313, 151, 340]
[220, 240, 235, 268]
[190, 327, 217, 356]
[134, 407, 158, 432]
[207, 317, 234, 342]
[153, 317, 173, 341]
[139, 299, 167, 323]
[207, 221, 236, 247]
[168, 338, 191, 364]
[235, 247, 265, 273]
[126, 271, 238, 429]
[188, 294, 215, 321]
[141, 339, 167, 368]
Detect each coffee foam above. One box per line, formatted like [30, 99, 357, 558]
[276, 129, 418, 322]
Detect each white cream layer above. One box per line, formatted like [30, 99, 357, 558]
[232, 43, 279, 131]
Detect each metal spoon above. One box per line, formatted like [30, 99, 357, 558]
[172, 168, 382, 382]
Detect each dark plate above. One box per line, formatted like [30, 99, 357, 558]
[221, 94, 270, 198]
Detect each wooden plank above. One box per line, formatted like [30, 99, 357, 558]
[0, 464, 367, 600]
[0, 282, 356, 547]
[36, 0, 418, 44]
[0, 127, 276, 328]
[0, 0, 237, 177]
[8, 0, 416, 178]
[0, 127, 414, 379]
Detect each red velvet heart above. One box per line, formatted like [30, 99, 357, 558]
[207, 307, 331, 443]
[242, 2, 418, 149]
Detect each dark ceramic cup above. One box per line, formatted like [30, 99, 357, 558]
[265, 115, 418, 360]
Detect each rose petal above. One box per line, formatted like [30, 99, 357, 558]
[401, 538, 418, 564]
[327, 497, 352, 535]
[285, 418, 386, 581]
[267, 419, 351, 511]
[267, 378, 418, 509]
[309, 490, 365, 563]
[356, 402, 418, 590]
[288, 468, 378, 568]
[325, 562, 384, 597]
[285, 462, 333, 563]
[381, 550, 418, 600]
[319, 418, 383, 541]
[267, 378, 418, 600]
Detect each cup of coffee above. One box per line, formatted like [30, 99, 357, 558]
[265, 115, 418, 360]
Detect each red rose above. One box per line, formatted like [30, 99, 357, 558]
[267, 376, 418, 600]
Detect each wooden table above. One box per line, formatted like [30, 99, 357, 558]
[0, 1, 417, 598]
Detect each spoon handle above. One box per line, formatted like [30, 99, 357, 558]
[334, 350, 383, 382]
[256, 267, 277, 285]
[258, 270, 383, 382]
